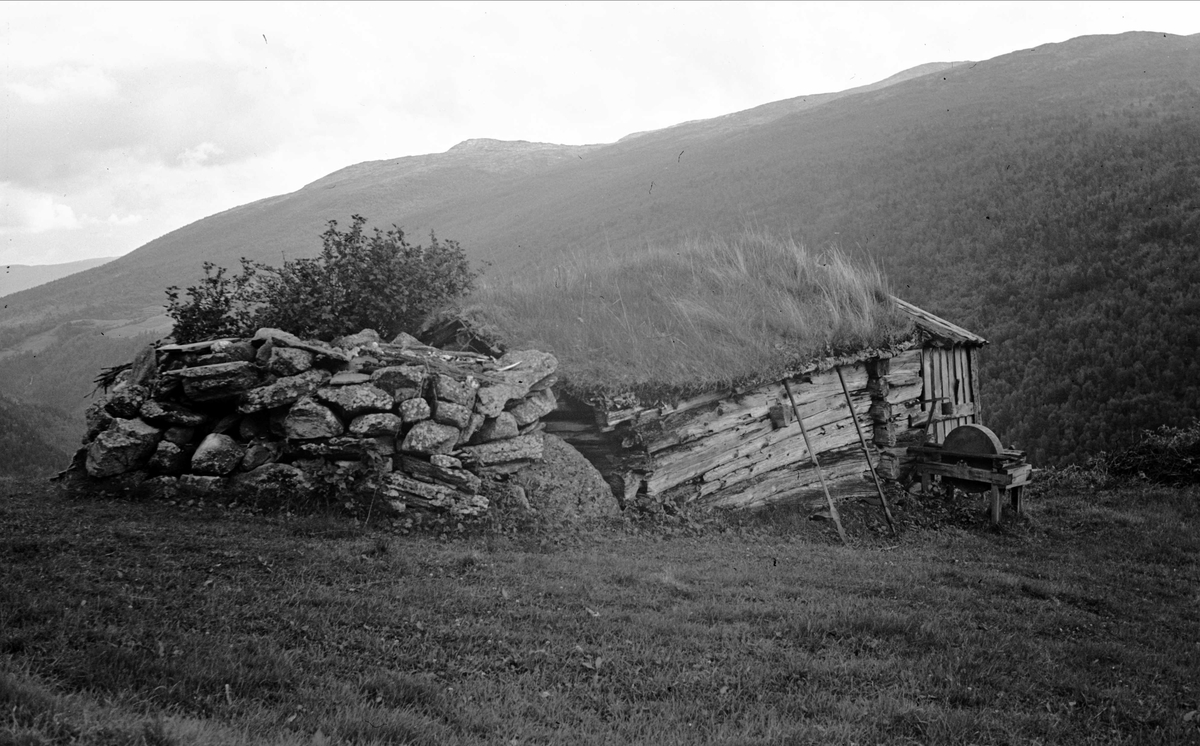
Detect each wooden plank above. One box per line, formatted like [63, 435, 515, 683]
[969, 347, 984, 426]
[696, 414, 867, 496]
[648, 390, 871, 495]
[700, 447, 869, 510]
[909, 402, 976, 427]
[914, 461, 1026, 486]
[940, 349, 953, 442]
[886, 349, 923, 381]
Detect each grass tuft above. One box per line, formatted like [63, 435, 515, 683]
[462, 231, 913, 402]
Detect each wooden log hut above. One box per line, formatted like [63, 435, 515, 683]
[541, 299, 987, 511]
[429, 235, 989, 513]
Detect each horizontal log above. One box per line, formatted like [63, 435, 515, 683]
[700, 447, 871, 509]
[696, 417, 869, 497]
[642, 366, 869, 453]
[914, 461, 1030, 486]
[644, 388, 871, 495]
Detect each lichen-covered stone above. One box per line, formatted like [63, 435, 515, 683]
[127, 343, 159, 387]
[508, 387, 557, 426]
[399, 421, 460, 455]
[175, 361, 263, 402]
[241, 441, 283, 471]
[265, 346, 313, 377]
[190, 433, 246, 476]
[104, 384, 148, 419]
[284, 397, 344, 439]
[475, 412, 519, 442]
[332, 329, 381, 349]
[459, 432, 544, 465]
[458, 412, 485, 446]
[197, 340, 256, 364]
[315, 383, 393, 418]
[398, 397, 431, 424]
[329, 372, 372, 385]
[434, 374, 477, 409]
[370, 365, 427, 397]
[349, 413, 403, 437]
[254, 328, 350, 362]
[476, 350, 558, 417]
[139, 399, 207, 428]
[85, 399, 114, 440]
[85, 418, 162, 478]
[238, 368, 330, 413]
[433, 401, 472, 429]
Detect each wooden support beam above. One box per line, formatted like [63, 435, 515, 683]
[785, 378, 848, 546]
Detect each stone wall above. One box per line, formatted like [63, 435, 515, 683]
[72, 328, 561, 516]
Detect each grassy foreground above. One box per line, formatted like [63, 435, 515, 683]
[2, 477, 1198, 745]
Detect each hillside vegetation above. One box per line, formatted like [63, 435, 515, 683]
[1, 31, 1198, 466]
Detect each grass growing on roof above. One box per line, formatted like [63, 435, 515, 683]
[464, 232, 913, 403]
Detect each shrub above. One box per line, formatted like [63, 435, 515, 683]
[1106, 421, 1200, 485]
[165, 215, 478, 344]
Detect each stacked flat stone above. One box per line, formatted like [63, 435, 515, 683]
[76, 328, 559, 517]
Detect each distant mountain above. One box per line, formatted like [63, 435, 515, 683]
[0, 257, 116, 298]
[1, 31, 1198, 466]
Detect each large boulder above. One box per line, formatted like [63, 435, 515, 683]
[511, 434, 621, 522]
[190, 433, 246, 476]
[85, 418, 162, 478]
[432, 401, 472, 429]
[284, 397, 345, 439]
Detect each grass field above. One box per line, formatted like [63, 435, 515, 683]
[2, 475, 1198, 745]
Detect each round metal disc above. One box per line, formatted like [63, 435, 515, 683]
[942, 423, 1003, 456]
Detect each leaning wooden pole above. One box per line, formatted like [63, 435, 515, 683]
[836, 366, 898, 537]
[784, 378, 849, 546]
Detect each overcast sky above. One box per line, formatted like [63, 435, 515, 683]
[3, 1, 1199, 266]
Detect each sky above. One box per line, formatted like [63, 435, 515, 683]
[3, 1, 1200, 266]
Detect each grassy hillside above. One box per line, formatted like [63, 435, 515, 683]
[0, 257, 115, 298]
[2, 31, 1198, 465]
[0, 394, 72, 478]
[2, 475, 1197, 744]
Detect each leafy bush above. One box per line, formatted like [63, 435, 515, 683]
[165, 215, 478, 344]
[1106, 421, 1200, 486]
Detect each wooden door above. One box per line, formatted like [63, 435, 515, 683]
[921, 346, 982, 443]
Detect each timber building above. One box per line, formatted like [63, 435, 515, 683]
[541, 298, 987, 511]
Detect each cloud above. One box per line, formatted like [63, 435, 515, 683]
[0, 187, 81, 234]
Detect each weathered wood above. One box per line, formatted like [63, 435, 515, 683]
[648, 388, 871, 495]
[969, 347, 984, 426]
[913, 460, 1032, 486]
[696, 418, 866, 496]
[910, 401, 977, 427]
[639, 366, 868, 453]
[785, 379, 848, 546]
[701, 446, 868, 510]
